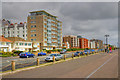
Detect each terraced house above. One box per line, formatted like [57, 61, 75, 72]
[2, 19, 27, 40]
[27, 10, 62, 50]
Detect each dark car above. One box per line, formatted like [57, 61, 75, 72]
[38, 52, 46, 56]
[74, 52, 80, 57]
[19, 52, 35, 58]
[84, 50, 90, 55]
[60, 49, 67, 54]
[74, 51, 83, 57]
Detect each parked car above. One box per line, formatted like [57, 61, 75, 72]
[19, 52, 35, 58]
[90, 49, 95, 54]
[84, 50, 90, 55]
[74, 51, 83, 57]
[38, 52, 46, 56]
[60, 49, 67, 54]
[74, 51, 80, 57]
[45, 54, 62, 61]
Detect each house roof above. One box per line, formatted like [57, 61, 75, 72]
[0, 36, 12, 42]
[6, 37, 25, 42]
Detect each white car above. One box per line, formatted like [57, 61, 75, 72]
[45, 54, 62, 61]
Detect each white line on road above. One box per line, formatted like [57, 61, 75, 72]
[85, 54, 117, 79]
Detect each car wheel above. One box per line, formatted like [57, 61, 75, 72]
[33, 56, 34, 58]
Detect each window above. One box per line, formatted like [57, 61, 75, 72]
[23, 35, 24, 37]
[19, 43, 22, 45]
[31, 25, 33, 28]
[31, 39, 33, 41]
[25, 43, 27, 46]
[31, 21, 36, 23]
[31, 34, 36, 37]
[6, 42, 9, 45]
[31, 25, 36, 28]
[16, 43, 18, 46]
[31, 35, 33, 37]
[28, 43, 31, 46]
[31, 16, 36, 19]
[34, 39, 36, 41]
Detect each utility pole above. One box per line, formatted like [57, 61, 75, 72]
[104, 35, 109, 45]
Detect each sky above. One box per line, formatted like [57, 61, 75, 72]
[1, 2, 118, 46]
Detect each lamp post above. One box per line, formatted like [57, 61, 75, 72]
[104, 35, 109, 45]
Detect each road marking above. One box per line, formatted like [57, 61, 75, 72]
[86, 54, 116, 79]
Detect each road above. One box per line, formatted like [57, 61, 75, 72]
[1, 52, 73, 71]
[2, 50, 118, 78]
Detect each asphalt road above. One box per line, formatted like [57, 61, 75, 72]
[3, 50, 118, 78]
[1, 52, 73, 71]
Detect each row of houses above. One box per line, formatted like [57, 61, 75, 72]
[1, 10, 104, 52]
[62, 35, 103, 49]
[0, 35, 103, 52]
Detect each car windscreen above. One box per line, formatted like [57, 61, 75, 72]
[20, 52, 26, 54]
[50, 54, 57, 56]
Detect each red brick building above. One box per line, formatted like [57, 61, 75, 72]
[79, 38, 89, 49]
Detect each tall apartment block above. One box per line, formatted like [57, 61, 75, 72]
[27, 10, 62, 50]
[63, 35, 79, 48]
[2, 19, 27, 40]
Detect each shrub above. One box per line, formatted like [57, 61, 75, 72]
[46, 50, 51, 53]
[57, 49, 62, 52]
[67, 49, 72, 51]
[13, 51, 23, 55]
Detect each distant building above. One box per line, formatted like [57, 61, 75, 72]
[6, 37, 32, 51]
[62, 42, 70, 49]
[2, 19, 27, 40]
[63, 35, 79, 48]
[27, 10, 62, 50]
[90, 39, 103, 49]
[78, 37, 89, 49]
[0, 36, 12, 52]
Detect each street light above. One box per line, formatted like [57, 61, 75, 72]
[104, 35, 109, 45]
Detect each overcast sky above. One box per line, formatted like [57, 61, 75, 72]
[2, 2, 118, 46]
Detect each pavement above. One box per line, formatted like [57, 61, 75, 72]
[2, 50, 118, 78]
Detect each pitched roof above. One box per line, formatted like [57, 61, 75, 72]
[0, 36, 12, 42]
[6, 37, 25, 42]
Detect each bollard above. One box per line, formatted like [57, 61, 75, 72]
[37, 58, 39, 66]
[53, 56, 55, 62]
[64, 55, 66, 60]
[72, 53, 74, 59]
[11, 61, 15, 71]
[87, 52, 88, 56]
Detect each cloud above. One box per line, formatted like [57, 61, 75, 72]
[2, 2, 118, 46]
[60, 2, 118, 21]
